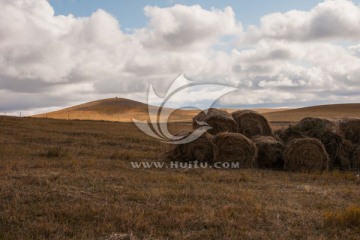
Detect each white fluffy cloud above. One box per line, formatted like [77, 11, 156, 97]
[0, 0, 360, 115]
[136, 5, 242, 51]
[247, 0, 360, 41]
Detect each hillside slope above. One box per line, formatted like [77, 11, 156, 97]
[33, 98, 360, 123]
[263, 103, 360, 122]
[33, 98, 199, 122]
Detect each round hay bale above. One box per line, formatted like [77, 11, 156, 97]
[193, 108, 237, 135]
[273, 128, 284, 137]
[232, 109, 254, 115]
[231, 110, 272, 138]
[162, 131, 215, 163]
[297, 117, 339, 135]
[192, 109, 208, 129]
[278, 117, 339, 144]
[317, 130, 345, 170]
[278, 117, 347, 170]
[212, 132, 257, 168]
[339, 118, 360, 144]
[283, 138, 329, 172]
[252, 135, 285, 169]
[335, 139, 354, 171]
[276, 124, 305, 143]
[352, 145, 360, 170]
[296, 118, 355, 170]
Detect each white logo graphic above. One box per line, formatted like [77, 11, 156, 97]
[132, 74, 236, 144]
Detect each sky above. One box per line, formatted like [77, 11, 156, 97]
[49, 0, 329, 28]
[1, 0, 360, 115]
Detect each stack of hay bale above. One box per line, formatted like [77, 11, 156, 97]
[163, 108, 360, 172]
[276, 117, 360, 171]
[339, 118, 360, 170]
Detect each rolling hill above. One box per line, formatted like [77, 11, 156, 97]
[33, 98, 360, 123]
[32, 98, 200, 122]
[263, 103, 360, 122]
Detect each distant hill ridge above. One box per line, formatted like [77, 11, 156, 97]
[32, 98, 360, 122]
[263, 103, 360, 122]
[33, 98, 199, 122]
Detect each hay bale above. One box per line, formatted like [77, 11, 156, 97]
[212, 132, 257, 167]
[297, 117, 339, 135]
[277, 117, 349, 170]
[339, 118, 360, 144]
[192, 109, 208, 129]
[318, 130, 354, 170]
[231, 110, 272, 138]
[192, 108, 237, 135]
[162, 131, 215, 163]
[296, 118, 356, 170]
[273, 128, 284, 137]
[352, 145, 360, 170]
[283, 138, 329, 172]
[335, 139, 354, 171]
[252, 135, 285, 169]
[278, 117, 339, 143]
[276, 124, 305, 143]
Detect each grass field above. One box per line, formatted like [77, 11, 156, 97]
[1, 116, 360, 240]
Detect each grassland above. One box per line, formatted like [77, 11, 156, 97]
[33, 98, 200, 122]
[33, 98, 360, 124]
[0, 116, 360, 240]
[263, 103, 360, 122]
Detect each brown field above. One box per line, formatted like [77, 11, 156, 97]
[1, 116, 360, 240]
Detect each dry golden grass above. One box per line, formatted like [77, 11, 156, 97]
[32, 98, 360, 124]
[1, 116, 360, 240]
[33, 98, 290, 123]
[324, 206, 360, 228]
[32, 98, 200, 122]
[264, 103, 360, 122]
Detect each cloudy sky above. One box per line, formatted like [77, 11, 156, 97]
[1, 0, 360, 115]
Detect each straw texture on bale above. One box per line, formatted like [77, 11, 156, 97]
[277, 117, 351, 170]
[340, 118, 360, 144]
[297, 118, 354, 170]
[193, 108, 237, 135]
[335, 139, 354, 170]
[273, 128, 284, 137]
[277, 117, 338, 143]
[231, 110, 272, 138]
[213, 132, 257, 168]
[252, 135, 285, 169]
[276, 124, 306, 143]
[283, 138, 329, 172]
[192, 110, 207, 129]
[352, 145, 360, 170]
[318, 130, 348, 170]
[162, 131, 215, 163]
[297, 117, 339, 134]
